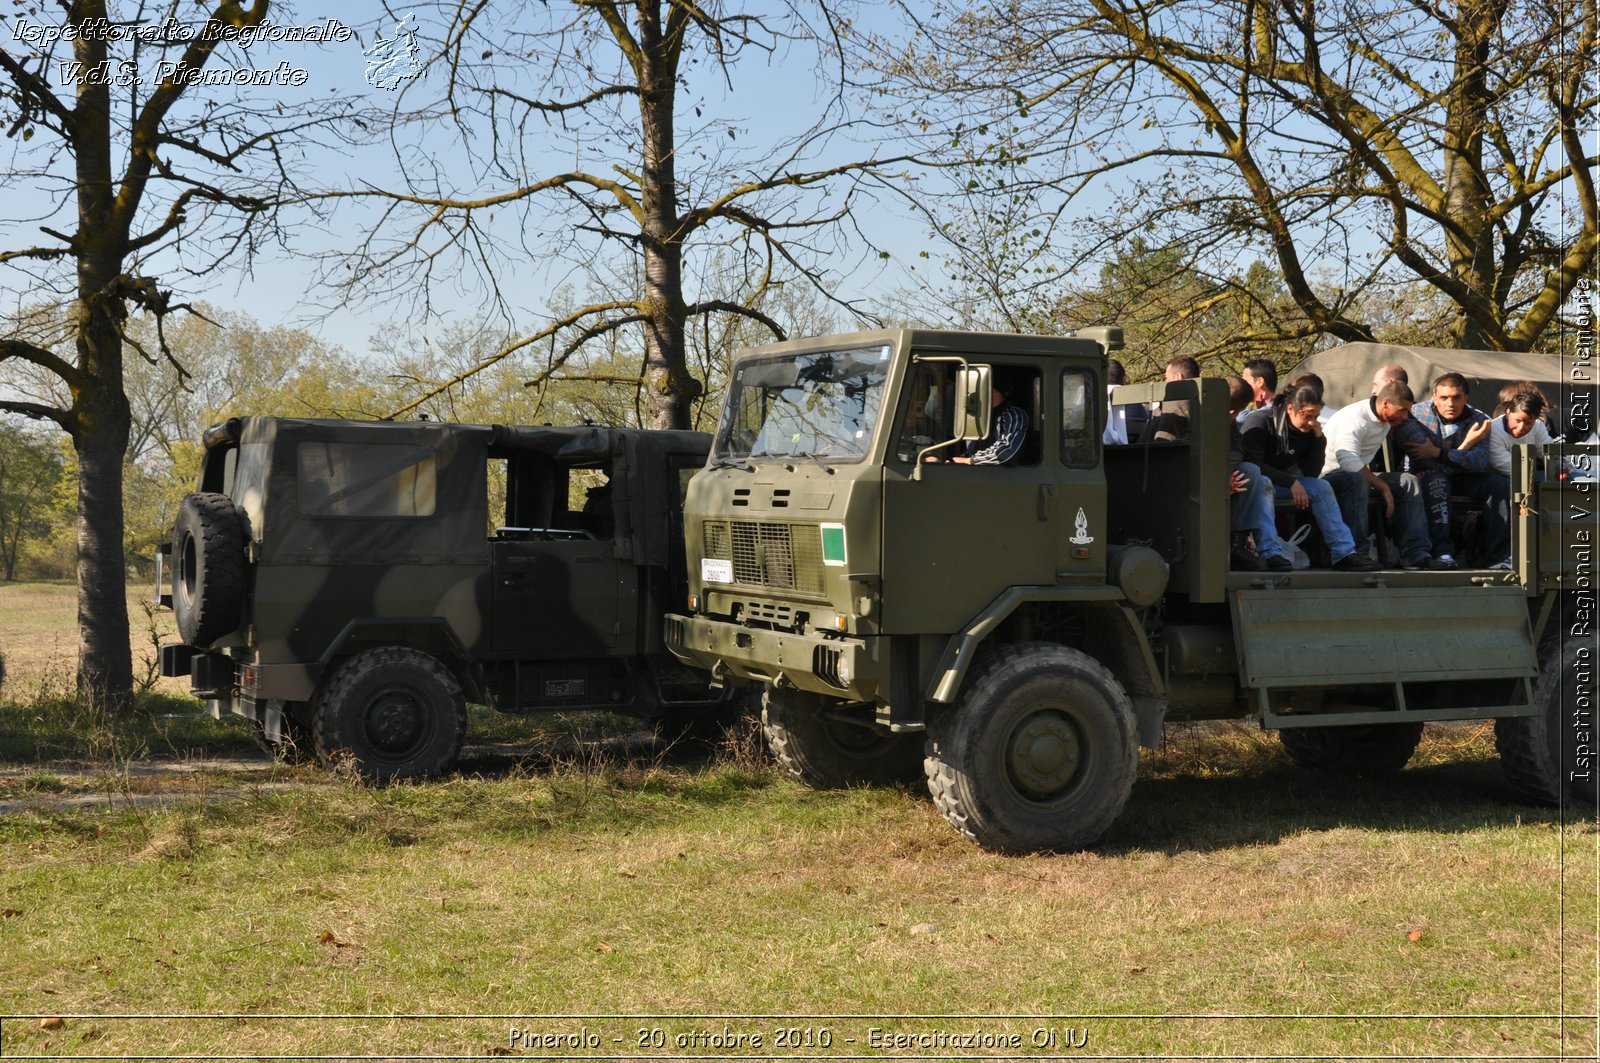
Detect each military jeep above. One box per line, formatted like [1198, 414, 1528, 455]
[158, 417, 729, 780]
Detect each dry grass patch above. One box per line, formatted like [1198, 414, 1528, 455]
[0, 581, 186, 697]
[1, 734, 1593, 1060]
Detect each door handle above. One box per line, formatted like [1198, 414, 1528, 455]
[1038, 483, 1054, 521]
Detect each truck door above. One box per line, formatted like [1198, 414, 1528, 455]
[880, 360, 1102, 634]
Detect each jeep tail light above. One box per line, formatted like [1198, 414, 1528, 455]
[241, 665, 257, 692]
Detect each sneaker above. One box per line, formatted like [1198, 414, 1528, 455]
[1400, 556, 1427, 571]
[1332, 552, 1381, 572]
[1491, 558, 1513, 570]
[1427, 555, 1459, 570]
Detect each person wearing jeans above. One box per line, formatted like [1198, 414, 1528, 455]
[1319, 382, 1438, 569]
[1241, 384, 1379, 571]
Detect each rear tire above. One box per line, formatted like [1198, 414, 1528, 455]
[313, 647, 466, 782]
[761, 687, 921, 788]
[1497, 636, 1599, 808]
[171, 491, 246, 647]
[924, 643, 1137, 853]
[1278, 722, 1424, 775]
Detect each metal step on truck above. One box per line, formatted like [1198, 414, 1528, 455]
[665, 327, 1598, 853]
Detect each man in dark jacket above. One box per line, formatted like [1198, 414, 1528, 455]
[1241, 384, 1379, 571]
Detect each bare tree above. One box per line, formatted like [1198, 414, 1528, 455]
[323, 1, 914, 428]
[880, 0, 1596, 352]
[0, 1, 363, 709]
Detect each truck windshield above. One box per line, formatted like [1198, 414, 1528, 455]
[714, 345, 891, 463]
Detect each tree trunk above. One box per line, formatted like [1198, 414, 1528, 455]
[1442, 0, 1502, 349]
[636, 1, 700, 431]
[72, 315, 134, 713]
[69, 3, 134, 711]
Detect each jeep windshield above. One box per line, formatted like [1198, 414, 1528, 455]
[713, 345, 891, 464]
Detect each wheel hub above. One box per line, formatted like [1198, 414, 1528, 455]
[1008, 711, 1081, 799]
[365, 688, 427, 754]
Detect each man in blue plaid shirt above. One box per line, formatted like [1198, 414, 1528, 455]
[1389, 372, 1508, 568]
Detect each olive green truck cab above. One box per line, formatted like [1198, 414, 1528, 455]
[666, 328, 1598, 853]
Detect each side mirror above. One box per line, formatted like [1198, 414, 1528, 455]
[955, 365, 993, 443]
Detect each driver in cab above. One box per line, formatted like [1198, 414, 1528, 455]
[930, 373, 1029, 466]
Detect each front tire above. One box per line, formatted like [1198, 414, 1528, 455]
[1278, 722, 1424, 775]
[761, 687, 922, 788]
[924, 643, 1137, 853]
[312, 647, 466, 782]
[1497, 636, 1599, 808]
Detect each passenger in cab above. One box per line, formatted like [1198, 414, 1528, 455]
[1238, 358, 1277, 422]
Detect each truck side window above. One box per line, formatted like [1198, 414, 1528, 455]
[896, 361, 1042, 465]
[896, 362, 955, 462]
[1061, 369, 1099, 468]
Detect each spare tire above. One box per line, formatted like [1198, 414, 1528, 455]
[171, 491, 246, 647]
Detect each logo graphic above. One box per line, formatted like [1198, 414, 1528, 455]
[363, 13, 422, 90]
[1070, 506, 1095, 545]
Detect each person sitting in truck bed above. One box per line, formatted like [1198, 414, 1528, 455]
[1390, 372, 1504, 570]
[1226, 375, 1292, 572]
[1319, 380, 1440, 570]
[1241, 383, 1381, 572]
[1237, 357, 1277, 423]
[1141, 355, 1200, 442]
[1485, 391, 1557, 476]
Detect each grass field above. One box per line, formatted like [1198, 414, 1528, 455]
[0, 580, 1595, 1060]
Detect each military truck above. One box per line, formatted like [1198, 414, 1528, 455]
[157, 417, 732, 780]
[665, 328, 1598, 852]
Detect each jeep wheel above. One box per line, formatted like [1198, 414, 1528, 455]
[1497, 636, 1599, 808]
[1278, 722, 1423, 775]
[171, 491, 246, 647]
[312, 647, 466, 782]
[924, 643, 1137, 854]
[762, 687, 922, 788]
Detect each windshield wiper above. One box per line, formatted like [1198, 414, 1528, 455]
[711, 457, 756, 471]
[787, 452, 834, 474]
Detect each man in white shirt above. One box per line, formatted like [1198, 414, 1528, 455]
[1319, 381, 1438, 569]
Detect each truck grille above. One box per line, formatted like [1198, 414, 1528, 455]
[703, 520, 825, 596]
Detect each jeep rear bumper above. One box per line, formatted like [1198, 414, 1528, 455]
[664, 614, 880, 702]
[159, 643, 318, 703]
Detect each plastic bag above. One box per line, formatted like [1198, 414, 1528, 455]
[1286, 523, 1313, 570]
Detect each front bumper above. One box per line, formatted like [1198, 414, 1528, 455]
[665, 614, 881, 702]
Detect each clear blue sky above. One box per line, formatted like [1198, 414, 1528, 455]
[0, 3, 945, 359]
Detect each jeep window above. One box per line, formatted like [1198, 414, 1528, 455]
[1061, 369, 1099, 467]
[714, 345, 890, 464]
[297, 442, 437, 518]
